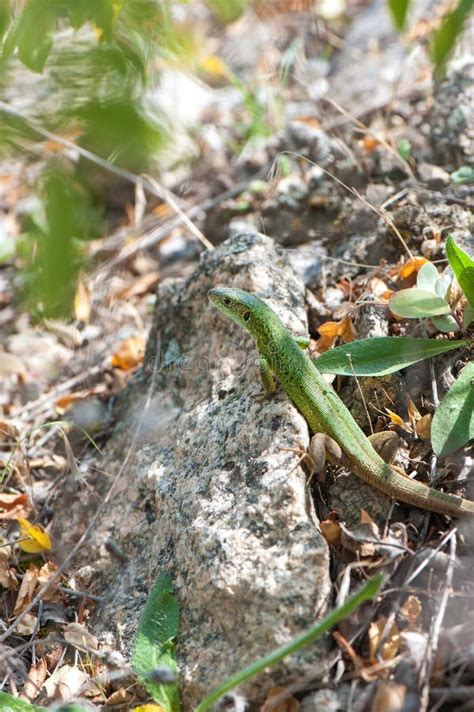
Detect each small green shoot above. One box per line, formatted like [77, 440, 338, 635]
[450, 166, 474, 185]
[397, 138, 411, 161]
[195, 574, 384, 712]
[314, 337, 468, 376]
[132, 573, 180, 712]
[431, 362, 474, 456]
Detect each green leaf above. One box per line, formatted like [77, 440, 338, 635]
[2, 0, 57, 72]
[431, 362, 474, 456]
[389, 289, 451, 318]
[397, 138, 411, 161]
[0, 0, 10, 41]
[0, 692, 43, 711]
[445, 235, 474, 308]
[431, 314, 460, 333]
[430, 0, 473, 77]
[463, 303, 474, 329]
[195, 574, 384, 712]
[416, 262, 439, 292]
[313, 337, 467, 376]
[388, 0, 411, 31]
[450, 165, 474, 184]
[434, 273, 452, 300]
[132, 573, 180, 712]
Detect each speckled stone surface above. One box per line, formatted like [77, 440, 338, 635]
[92, 233, 331, 708]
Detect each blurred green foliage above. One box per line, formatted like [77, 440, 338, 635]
[21, 165, 103, 317]
[206, 0, 248, 23]
[429, 0, 473, 77]
[387, 0, 410, 31]
[0, 0, 174, 316]
[388, 0, 472, 75]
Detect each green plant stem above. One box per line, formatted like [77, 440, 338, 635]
[195, 574, 383, 712]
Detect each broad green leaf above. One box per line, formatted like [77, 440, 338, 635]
[431, 362, 474, 456]
[0, 692, 43, 711]
[445, 236, 474, 308]
[132, 573, 180, 712]
[416, 262, 439, 292]
[313, 337, 468, 376]
[389, 289, 451, 318]
[387, 0, 411, 31]
[430, 0, 473, 77]
[195, 574, 383, 712]
[463, 303, 474, 329]
[8, 0, 56, 72]
[431, 314, 460, 333]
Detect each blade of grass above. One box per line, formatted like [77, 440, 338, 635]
[195, 574, 384, 712]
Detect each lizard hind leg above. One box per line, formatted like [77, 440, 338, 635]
[368, 432, 400, 464]
[308, 433, 343, 474]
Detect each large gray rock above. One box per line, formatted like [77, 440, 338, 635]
[89, 233, 331, 708]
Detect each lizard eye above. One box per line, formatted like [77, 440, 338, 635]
[223, 298, 231, 306]
[243, 311, 250, 321]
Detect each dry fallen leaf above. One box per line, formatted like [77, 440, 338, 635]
[385, 409, 412, 433]
[105, 687, 134, 706]
[371, 681, 406, 712]
[369, 616, 400, 661]
[261, 686, 299, 712]
[17, 518, 53, 553]
[360, 135, 380, 152]
[338, 315, 357, 343]
[401, 595, 422, 626]
[396, 256, 429, 282]
[74, 279, 92, 323]
[43, 664, 90, 702]
[415, 413, 432, 441]
[0, 555, 19, 589]
[111, 336, 146, 370]
[317, 315, 357, 353]
[113, 271, 160, 301]
[20, 658, 48, 703]
[360, 509, 378, 527]
[64, 622, 98, 652]
[17, 612, 38, 636]
[0, 492, 31, 520]
[320, 517, 342, 546]
[0, 419, 20, 446]
[14, 564, 39, 615]
[37, 561, 60, 601]
[367, 277, 390, 298]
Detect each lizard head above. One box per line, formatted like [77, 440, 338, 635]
[208, 287, 276, 341]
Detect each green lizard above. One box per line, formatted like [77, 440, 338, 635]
[209, 287, 474, 517]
